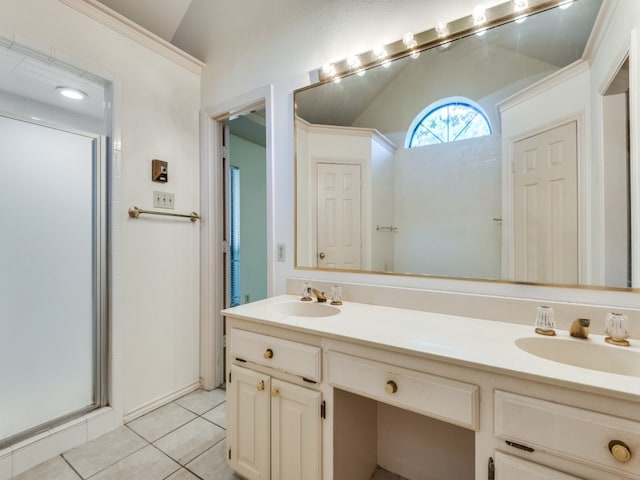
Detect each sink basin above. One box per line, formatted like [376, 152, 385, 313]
[516, 337, 640, 377]
[268, 301, 340, 318]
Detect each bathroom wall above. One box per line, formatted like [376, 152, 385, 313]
[0, 0, 201, 428]
[187, 0, 640, 310]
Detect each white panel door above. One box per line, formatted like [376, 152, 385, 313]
[227, 365, 270, 480]
[271, 379, 322, 480]
[513, 121, 578, 283]
[495, 452, 583, 480]
[317, 163, 362, 269]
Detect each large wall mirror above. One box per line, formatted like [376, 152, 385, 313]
[295, 0, 639, 290]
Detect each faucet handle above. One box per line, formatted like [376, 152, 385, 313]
[534, 306, 556, 336]
[301, 282, 312, 301]
[330, 285, 343, 305]
[605, 313, 630, 346]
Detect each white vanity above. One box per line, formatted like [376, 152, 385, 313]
[222, 295, 640, 480]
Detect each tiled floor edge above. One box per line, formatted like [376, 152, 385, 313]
[123, 382, 201, 424]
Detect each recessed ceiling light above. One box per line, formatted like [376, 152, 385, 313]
[56, 86, 87, 100]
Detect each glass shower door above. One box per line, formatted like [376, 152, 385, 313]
[0, 114, 107, 448]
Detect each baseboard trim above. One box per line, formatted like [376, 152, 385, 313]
[123, 382, 200, 423]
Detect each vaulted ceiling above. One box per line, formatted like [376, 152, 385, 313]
[96, 0, 193, 44]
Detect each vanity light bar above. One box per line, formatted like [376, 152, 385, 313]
[318, 0, 578, 83]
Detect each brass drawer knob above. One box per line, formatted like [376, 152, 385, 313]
[257, 380, 265, 392]
[385, 380, 398, 395]
[271, 387, 280, 397]
[264, 348, 274, 359]
[609, 440, 632, 462]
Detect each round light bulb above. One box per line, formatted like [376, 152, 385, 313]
[514, 0, 528, 11]
[435, 21, 449, 37]
[373, 45, 387, 59]
[473, 4, 487, 25]
[410, 50, 421, 59]
[402, 32, 417, 48]
[347, 55, 361, 69]
[321, 63, 335, 76]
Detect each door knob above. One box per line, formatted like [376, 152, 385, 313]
[319, 252, 326, 259]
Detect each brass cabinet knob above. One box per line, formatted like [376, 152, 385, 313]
[385, 380, 398, 395]
[609, 440, 632, 462]
[271, 387, 280, 397]
[319, 252, 326, 259]
[264, 348, 274, 359]
[257, 380, 265, 392]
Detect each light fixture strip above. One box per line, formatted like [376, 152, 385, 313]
[317, 0, 574, 83]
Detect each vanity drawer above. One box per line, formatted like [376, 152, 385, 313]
[494, 452, 582, 480]
[229, 328, 321, 382]
[495, 390, 640, 478]
[327, 351, 478, 430]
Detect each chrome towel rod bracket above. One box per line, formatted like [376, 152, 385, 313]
[128, 206, 201, 223]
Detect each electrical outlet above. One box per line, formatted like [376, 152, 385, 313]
[153, 191, 175, 209]
[244, 294, 250, 303]
[277, 244, 286, 262]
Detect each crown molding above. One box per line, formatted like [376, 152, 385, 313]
[59, 0, 204, 75]
[497, 59, 590, 113]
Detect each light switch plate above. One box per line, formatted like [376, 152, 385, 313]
[153, 191, 175, 209]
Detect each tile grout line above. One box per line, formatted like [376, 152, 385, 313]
[61, 454, 84, 480]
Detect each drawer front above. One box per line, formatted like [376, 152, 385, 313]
[494, 452, 583, 480]
[327, 351, 478, 430]
[230, 328, 321, 382]
[495, 390, 640, 478]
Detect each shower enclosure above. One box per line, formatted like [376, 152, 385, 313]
[0, 113, 107, 449]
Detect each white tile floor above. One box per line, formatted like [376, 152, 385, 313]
[13, 389, 238, 480]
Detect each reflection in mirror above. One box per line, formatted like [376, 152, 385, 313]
[295, 0, 637, 289]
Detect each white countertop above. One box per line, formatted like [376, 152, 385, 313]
[222, 294, 640, 401]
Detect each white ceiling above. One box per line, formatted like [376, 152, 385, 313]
[96, 0, 193, 42]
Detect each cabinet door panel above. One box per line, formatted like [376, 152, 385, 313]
[271, 378, 322, 480]
[495, 452, 583, 480]
[228, 365, 270, 480]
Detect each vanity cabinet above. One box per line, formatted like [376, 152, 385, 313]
[226, 328, 323, 480]
[223, 296, 640, 480]
[227, 365, 322, 480]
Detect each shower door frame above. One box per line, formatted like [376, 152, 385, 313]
[0, 112, 109, 450]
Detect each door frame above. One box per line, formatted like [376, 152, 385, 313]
[200, 85, 275, 389]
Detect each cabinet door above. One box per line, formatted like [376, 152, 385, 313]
[271, 378, 322, 480]
[495, 452, 583, 480]
[228, 365, 270, 480]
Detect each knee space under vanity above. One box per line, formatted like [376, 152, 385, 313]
[333, 389, 475, 480]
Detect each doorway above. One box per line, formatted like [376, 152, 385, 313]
[602, 57, 631, 287]
[224, 112, 268, 308]
[200, 87, 274, 390]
